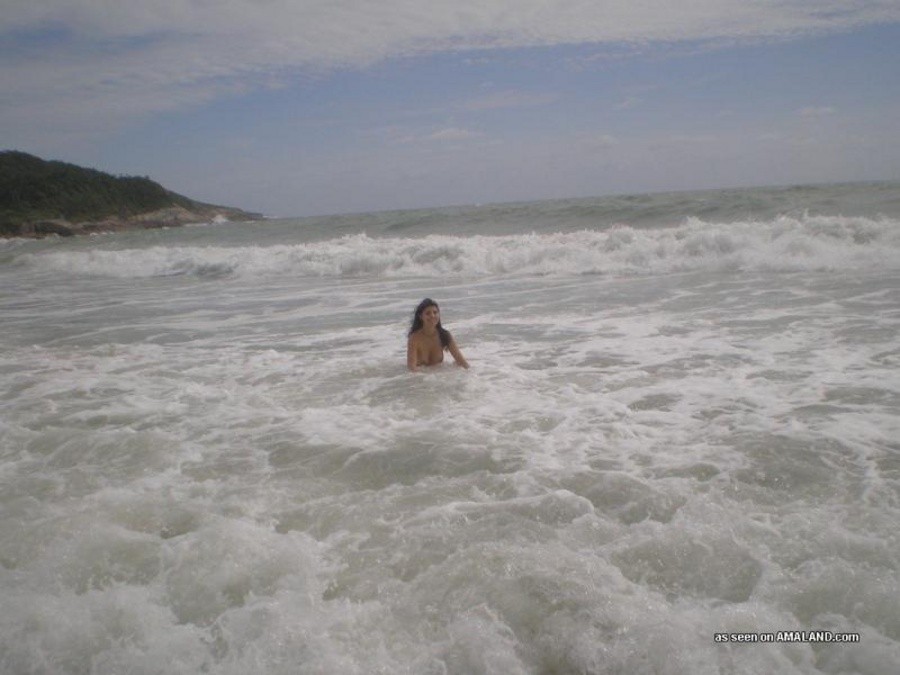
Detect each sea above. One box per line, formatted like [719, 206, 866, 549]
[1, 182, 899, 674]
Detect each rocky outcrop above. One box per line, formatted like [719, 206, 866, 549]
[2, 205, 260, 239]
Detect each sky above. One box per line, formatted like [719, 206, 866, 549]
[2, 1, 900, 217]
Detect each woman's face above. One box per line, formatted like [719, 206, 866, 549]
[420, 304, 440, 327]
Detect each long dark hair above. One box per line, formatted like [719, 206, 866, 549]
[409, 298, 451, 349]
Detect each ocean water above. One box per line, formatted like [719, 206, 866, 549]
[2, 182, 899, 674]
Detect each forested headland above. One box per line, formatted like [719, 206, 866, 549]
[1, 151, 259, 237]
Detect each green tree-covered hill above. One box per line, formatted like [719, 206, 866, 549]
[1, 151, 257, 237]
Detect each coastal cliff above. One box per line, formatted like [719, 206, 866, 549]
[1, 151, 261, 238]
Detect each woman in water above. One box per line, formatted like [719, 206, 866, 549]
[407, 298, 469, 371]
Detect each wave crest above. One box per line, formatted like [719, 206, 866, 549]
[22, 214, 900, 279]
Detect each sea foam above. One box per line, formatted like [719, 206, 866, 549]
[3, 185, 899, 674]
[19, 214, 900, 280]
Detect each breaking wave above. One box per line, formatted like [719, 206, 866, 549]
[20, 214, 900, 280]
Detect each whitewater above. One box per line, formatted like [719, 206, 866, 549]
[2, 182, 899, 674]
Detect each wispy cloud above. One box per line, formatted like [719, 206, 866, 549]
[616, 97, 642, 110]
[583, 134, 618, 148]
[463, 89, 558, 111]
[401, 127, 485, 143]
[3, 1, 898, 137]
[667, 134, 719, 144]
[425, 127, 483, 142]
[798, 106, 837, 117]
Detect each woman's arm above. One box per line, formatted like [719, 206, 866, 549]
[448, 337, 469, 369]
[407, 334, 419, 372]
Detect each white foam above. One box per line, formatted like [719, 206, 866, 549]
[17, 214, 900, 280]
[3, 212, 899, 673]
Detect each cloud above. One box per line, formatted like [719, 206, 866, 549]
[463, 89, 558, 111]
[798, 106, 837, 117]
[3, 1, 898, 138]
[427, 127, 482, 141]
[667, 134, 719, 144]
[582, 134, 618, 148]
[616, 97, 642, 110]
[400, 127, 485, 143]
